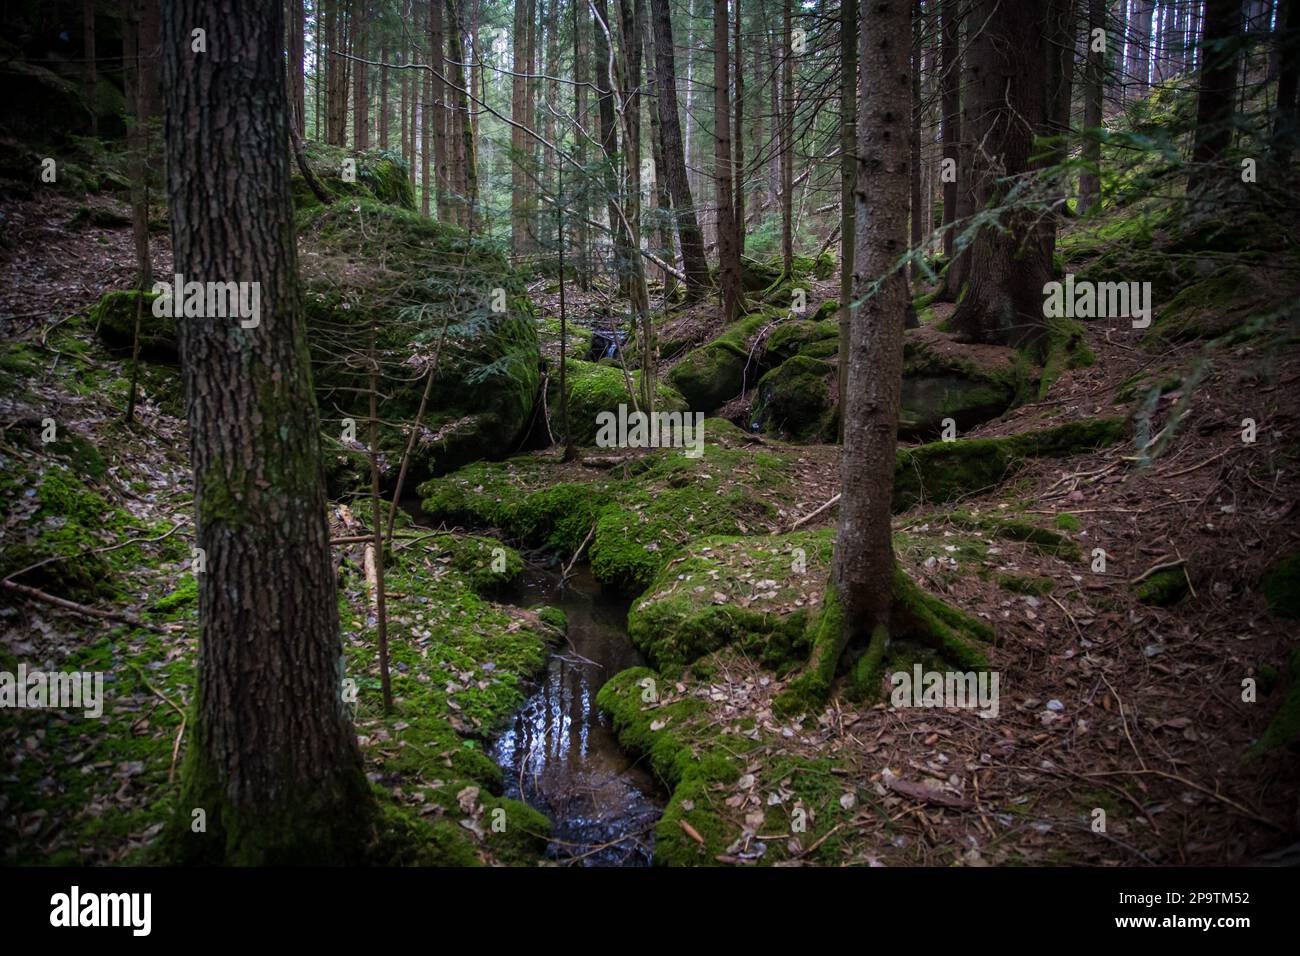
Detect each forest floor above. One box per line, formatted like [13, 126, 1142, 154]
[2, 187, 1298, 866]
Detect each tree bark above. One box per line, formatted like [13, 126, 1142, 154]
[650, 0, 711, 297]
[947, 0, 1054, 347]
[838, 0, 856, 437]
[289, 0, 307, 136]
[781, 0, 794, 277]
[83, 0, 97, 137]
[161, 0, 373, 864]
[1272, 0, 1300, 165]
[1079, 0, 1106, 213]
[1189, 0, 1242, 194]
[714, 0, 741, 322]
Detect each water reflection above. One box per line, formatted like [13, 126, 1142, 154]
[493, 567, 663, 866]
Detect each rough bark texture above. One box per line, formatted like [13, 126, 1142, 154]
[161, 0, 373, 864]
[1189, 0, 1242, 194]
[511, 0, 530, 252]
[289, 0, 306, 135]
[781, 0, 794, 277]
[939, 0, 958, 258]
[1273, 0, 1299, 165]
[650, 0, 711, 297]
[838, 0, 857, 434]
[447, 0, 478, 226]
[430, 0, 448, 220]
[947, 0, 1053, 348]
[714, 0, 740, 323]
[1079, 0, 1105, 213]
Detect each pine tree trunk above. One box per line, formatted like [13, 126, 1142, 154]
[939, 0, 958, 259]
[511, 0, 530, 252]
[1189, 0, 1242, 193]
[430, 0, 448, 219]
[714, 0, 741, 322]
[947, 0, 1054, 347]
[650, 0, 710, 297]
[781, 0, 794, 277]
[160, 0, 373, 865]
[447, 0, 478, 225]
[838, 0, 856, 437]
[83, 0, 98, 136]
[1271, 0, 1299, 165]
[290, 0, 307, 135]
[1079, 0, 1106, 213]
[733, 0, 745, 258]
[353, 7, 369, 149]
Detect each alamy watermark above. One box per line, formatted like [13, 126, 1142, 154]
[889, 664, 1000, 718]
[152, 273, 261, 329]
[0, 665, 104, 718]
[595, 404, 705, 458]
[1042, 273, 1152, 329]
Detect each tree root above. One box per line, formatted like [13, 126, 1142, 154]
[773, 567, 993, 716]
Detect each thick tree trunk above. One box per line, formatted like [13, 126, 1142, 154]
[939, 0, 958, 259]
[910, 0, 923, 280]
[1079, 0, 1106, 213]
[650, 0, 711, 297]
[947, 0, 1054, 348]
[1042, 0, 1078, 260]
[1189, 0, 1242, 194]
[714, 0, 741, 322]
[1272, 0, 1300, 165]
[447, 0, 478, 226]
[786, 0, 911, 708]
[574, 0, 591, 288]
[838, 0, 856, 438]
[161, 0, 373, 864]
[733, 0, 745, 258]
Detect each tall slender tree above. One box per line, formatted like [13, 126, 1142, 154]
[714, 0, 741, 322]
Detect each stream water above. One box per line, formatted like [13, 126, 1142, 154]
[493, 566, 664, 866]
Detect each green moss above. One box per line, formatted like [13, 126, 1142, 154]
[1034, 315, 1096, 399]
[997, 574, 1056, 596]
[753, 355, 836, 441]
[1262, 551, 1300, 620]
[91, 289, 175, 361]
[1053, 513, 1082, 532]
[666, 312, 773, 412]
[1133, 566, 1190, 606]
[945, 510, 1081, 560]
[556, 359, 688, 446]
[893, 418, 1129, 511]
[290, 143, 415, 211]
[1248, 649, 1300, 758]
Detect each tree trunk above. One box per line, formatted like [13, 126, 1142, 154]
[939, 0, 958, 260]
[83, 0, 97, 136]
[1079, 0, 1106, 213]
[1272, 0, 1300, 165]
[430, 0, 448, 219]
[160, 0, 373, 864]
[574, 0, 591, 288]
[511, 0, 530, 252]
[733, 0, 745, 258]
[447, 0, 478, 226]
[781, 0, 794, 278]
[838, 0, 856, 438]
[289, 0, 306, 135]
[1189, 0, 1242, 194]
[787, 0, 911, 707]
[910, 0, 923, 281]
[714, 0, 741, 322]
[650, 0, 711, 298]
[947, 0, 1054, 348]
[353, 6, 368, 148]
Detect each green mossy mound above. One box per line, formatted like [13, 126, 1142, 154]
[552, 359, 688, 446]
[667, 312, 774, 412]
[892, 418, 1129, 511]
[419, 425, 793, 594]
[759, 318, 839, 367]
[91, 289, 175, 362]
[753, 355, 837, 441]
[1262, 551, 1300, 620]
[627, 530, 835, 671]
[1133, 566, 1190, 606]
[1249, 649, 1300, 758]
[1145, 265, 1273, 345]
[300, 198, 539, 482]
[290, 142, 416, 212]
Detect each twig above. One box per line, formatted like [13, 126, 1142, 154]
[790, 493, 841, 531]
[2, 580, 164, 632]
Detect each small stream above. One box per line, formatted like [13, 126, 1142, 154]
[493, 566, 664, 866]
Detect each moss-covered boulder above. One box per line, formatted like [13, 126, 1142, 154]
[899, 331, 1027, 439]
[667, 312, 774, 413]
[1145, 265, 1273, 345]
[893, 418, 1129, 511]
[752, 355, 837, 441]
[91, 289, 176, 361]
[0, 61, 93, 142]
[552, 359, 688, 446]
[627, 530, 834, 671]
[759, 318, 839, 367]
[290, 142, 416, 211]
[300, 198, 539, 482]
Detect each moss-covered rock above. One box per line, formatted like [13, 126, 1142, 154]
[300, 198, 539, 482]
[1133, 566, 1190, 606]
[752, 355, 837, 441]
[667, 312, 774, 412]
[1262, 551, 1300, 620]
[1145, 265, 1272, 345]
[91, 289, 175, 361]
[552, 359, 688, 446]
[290, 142, 416, 212]
[892, 417, 1129, 511]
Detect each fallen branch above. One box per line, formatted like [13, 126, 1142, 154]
[2, 579, 164, 632]
[790, 493, 841, 531]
